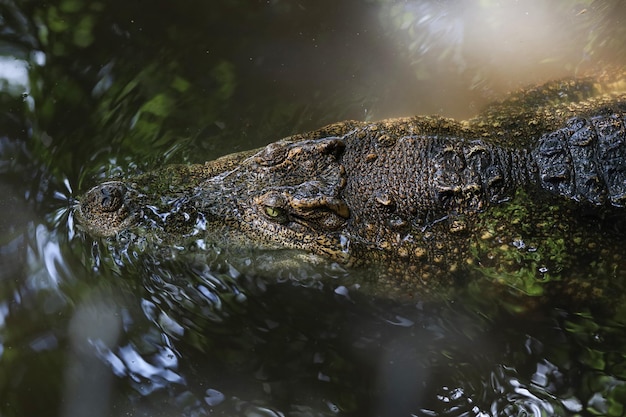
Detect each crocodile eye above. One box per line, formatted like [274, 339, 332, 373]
[264, 206, 281, 217]
[262, 205, 290, 224]
[256, 192, 289, 223]
[265, 205, 292, 222]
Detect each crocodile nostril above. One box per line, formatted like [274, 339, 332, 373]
[87, 182, 126, 213]
[99, 185, 124, 212]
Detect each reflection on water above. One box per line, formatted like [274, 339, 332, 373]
[1, 0, 626, 416]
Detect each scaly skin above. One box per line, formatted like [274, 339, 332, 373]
[74, 76, 626, 300]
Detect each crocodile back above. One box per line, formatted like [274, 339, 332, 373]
[340, 127, 528, 231]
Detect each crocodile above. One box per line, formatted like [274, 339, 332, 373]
[75, 76, 626, 300]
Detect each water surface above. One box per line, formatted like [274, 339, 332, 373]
[2, 1, 626, 416]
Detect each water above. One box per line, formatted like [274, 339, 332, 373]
[1, 0, 626, 416]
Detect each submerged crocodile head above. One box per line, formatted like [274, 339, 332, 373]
[75, 137, 354, 263]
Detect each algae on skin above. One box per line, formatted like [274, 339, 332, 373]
[468, 189, 624, 303]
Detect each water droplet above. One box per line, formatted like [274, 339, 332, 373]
[204, 388, 225, 406]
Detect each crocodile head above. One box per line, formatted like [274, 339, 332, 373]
[75, 138, 354, 263]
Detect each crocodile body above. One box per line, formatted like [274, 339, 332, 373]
[75, 77, 626, 299]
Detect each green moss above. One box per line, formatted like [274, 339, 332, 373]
[469, 190, 575, 296]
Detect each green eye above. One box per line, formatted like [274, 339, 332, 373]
[264, 206, 283, 218]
